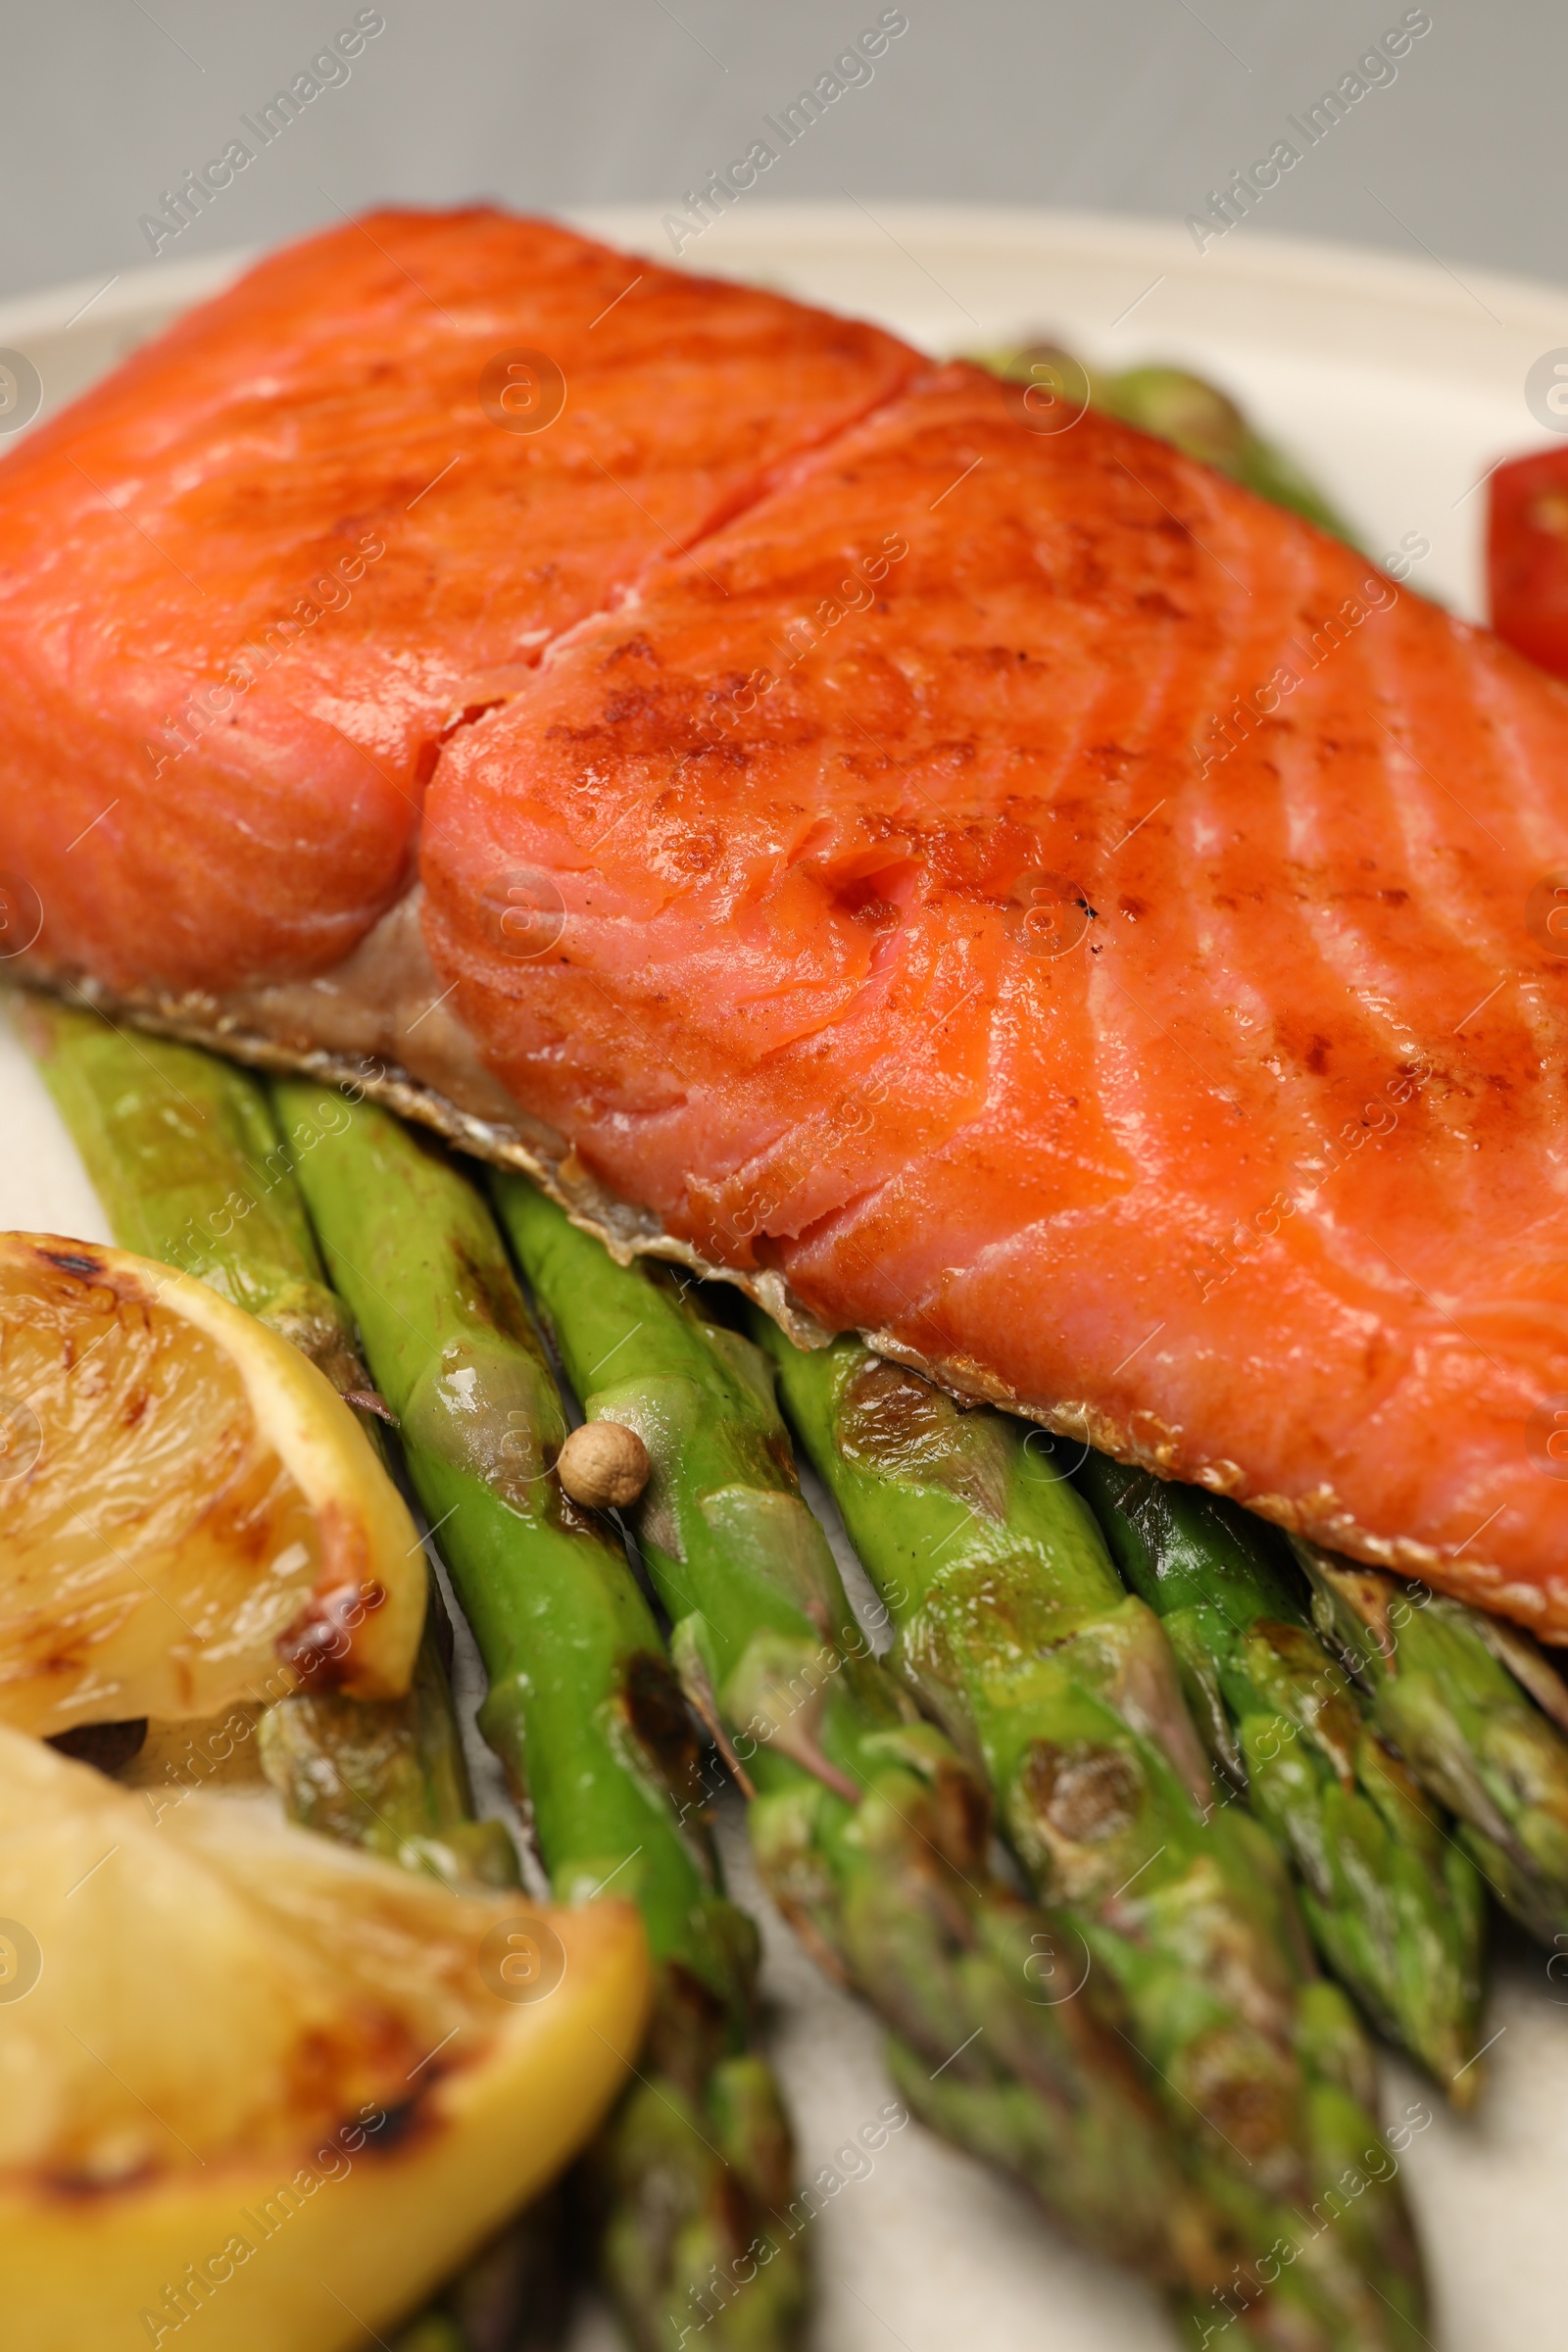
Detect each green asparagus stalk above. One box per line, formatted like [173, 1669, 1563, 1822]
[23, 1002, 558, 2350]
[975, 343, 1360, 544]
[489, 1175, 1280, 2326]
[1070, 1458, 1485, 2101]
[22, 996, 368, 1392]
[756, 1327, 1426, 2351]
[273, 1087, 808, 2352]
[1294, 1540, 1568, 1948]
[257, 1627, 521, 1894]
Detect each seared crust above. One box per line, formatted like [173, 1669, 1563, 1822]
[20, 966, 1564, 1646]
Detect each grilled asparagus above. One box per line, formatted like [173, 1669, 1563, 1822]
[1073, 1456, 1485, 2100]
[757, 1324, 1428, 2352]
[1295, 1539, 1568, 1950]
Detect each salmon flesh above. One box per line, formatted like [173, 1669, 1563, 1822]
[7, 208, 1568, 1641]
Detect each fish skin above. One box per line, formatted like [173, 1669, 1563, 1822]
[421, 363, 1568, 1638]
[0, 207, 917, 995]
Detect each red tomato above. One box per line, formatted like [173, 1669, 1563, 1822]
[1489, 445, 1568, 678]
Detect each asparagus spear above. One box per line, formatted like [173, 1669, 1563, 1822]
[1071, 1457, 1486, 2101]
[274, 1087, 808, 2352]
[22, 996, 368, 1392]
[258, 1626, 520, 1894]
[489, 1174, 1296, 2327]
[755, 1327, 1427, 2350]
[1294, 1540, 1568, 1949]
[976, 343, 1360, 544]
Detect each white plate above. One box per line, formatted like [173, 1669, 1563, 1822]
[5, 205, 1568, 2352]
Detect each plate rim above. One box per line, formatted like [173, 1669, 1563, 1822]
[5, 200, 1568, 352]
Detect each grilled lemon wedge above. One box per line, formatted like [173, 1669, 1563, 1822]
[0, 1232, 424, 1733]
[0, 1724, 649, 2350]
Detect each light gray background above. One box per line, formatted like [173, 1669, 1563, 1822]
[0, 0, 1556, 301]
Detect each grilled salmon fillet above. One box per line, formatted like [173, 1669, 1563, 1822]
[7, 212, 1568, 1637]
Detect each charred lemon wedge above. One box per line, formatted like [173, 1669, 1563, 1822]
[0, 1232, 424, 1734]
[0, 1724, 650, 2350]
